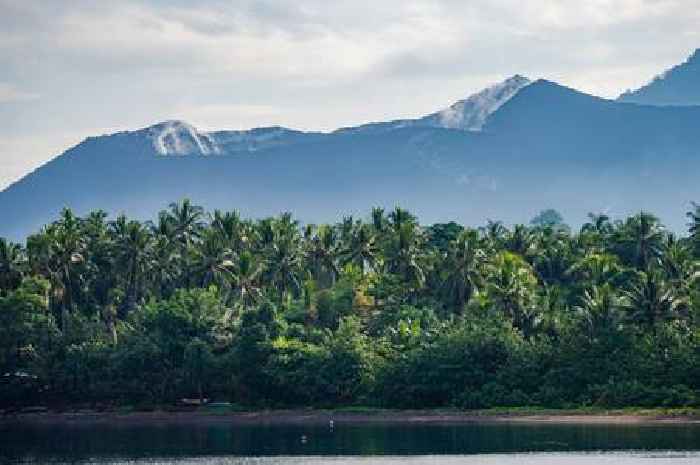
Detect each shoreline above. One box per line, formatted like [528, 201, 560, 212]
[2, 409, 700, 426]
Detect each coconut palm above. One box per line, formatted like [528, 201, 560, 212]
[386, 222, 425, 292]
[371, 207, 387, 233]
[30, 209, 86, 331]
[503, 224, 535, 258]
[687, 202, 700, 258]
[623, 269, 688, 330]
[166, 199, 206, 287]
[484, 251, 539, 336]
[82, 210, 117, 313]
[661, 235, 698, 292]
[0, 238, 25, 295]
[566, 252, 624, 288]
[388, 207, 417, 233]
[481, 220, 508, 251]
[112, 218, 153, 316]
[230, 250, 265, 308]
[191, 228, 236, 290]
[264, 215, 304, 301]
[167, 199, 206, 244]
[339, 223, 378, 275]
[532, 229, 574, 285]
[440, 229, 486, 312]
[575, 284, 623, 343]
[211, 209, 248, 253]
[580, 213, 613, 252]
[614, 211, 665, 270]
[304, 224, 340, 288]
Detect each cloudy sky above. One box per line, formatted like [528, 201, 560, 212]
[1, 0, 699, 189]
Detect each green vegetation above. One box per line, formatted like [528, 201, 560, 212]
[1, 202, 699, 411]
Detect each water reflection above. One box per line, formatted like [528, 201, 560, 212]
[1, 422, 699, 463]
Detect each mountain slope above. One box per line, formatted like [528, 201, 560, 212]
[618, 49, 700, 106]
[335, 75, 530, 134]
[2, 76, 700, 239]
[419, 75, 531, 130]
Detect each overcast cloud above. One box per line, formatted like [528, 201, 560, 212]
[1, 0, 699, 189]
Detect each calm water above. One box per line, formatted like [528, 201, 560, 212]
[1, 422, 699, 464]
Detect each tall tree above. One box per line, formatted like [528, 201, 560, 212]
[484, 251, 539, 337]
[614, 211, 665, 270]
[623, 269, 688, 331]
[113, 218, 153, 317]
[0, 238, 24, 295]
[440, 229, 485, 312]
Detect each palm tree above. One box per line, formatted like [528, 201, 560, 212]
[211, 209, 248, 253]
[371, 207, 386, 233]
[614, 211, 665, 270]
[82, 210, 117, 320]
[575, 284, 623, 343]
[440, 229, 485, 312]
[112, 218, 153, 317]
[388, 207, 416, 233]
[580, 213, 613, 251]
[566, 252, 624, 288]
[503, 224, 534, 258]
[305, 224, 340, 288]
[339, 223, 378, 275]
[150, 235, 177, 300]
[339, 216, 355, 244]
[167, 199, 206, 244]
[0, 238, 25, 295]
[264, 215, 304, 302]
[191, 228, 236, 290]
[166, 199, 206, 287]
[255, 218, 276, 251]
[687, 202, 700, 258]
[661, 235, 698, 292]
[386, 222, 425, 292]
[532, 229, 573, 285]
[230, 250, 265, 308]
[28, 209, 86, 332]
[481, 220, 507, 251]
[623, 269, 688, 331]
[485, 251, 539, 337]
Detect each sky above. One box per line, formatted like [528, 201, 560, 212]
[1, 0, 699, 190]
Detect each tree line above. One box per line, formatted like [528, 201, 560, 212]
[1, 201, 699, 410]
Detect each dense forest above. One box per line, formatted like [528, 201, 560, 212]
[1, 201, 699, 411]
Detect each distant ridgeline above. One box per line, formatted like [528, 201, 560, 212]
[3, 50, 700, 239]
[0, 201, 699, 409]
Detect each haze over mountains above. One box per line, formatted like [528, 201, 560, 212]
[2, 50, 700, 239]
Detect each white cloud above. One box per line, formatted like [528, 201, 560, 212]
[0, 83, 39, 103]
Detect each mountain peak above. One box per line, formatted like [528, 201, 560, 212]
[420, 74, 531, 131]
[617, 48, 700, 106]
[145, 120, 220, 156]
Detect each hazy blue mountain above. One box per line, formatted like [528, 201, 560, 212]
[1, 73, 700, 240]
[618, 49, 700, 105]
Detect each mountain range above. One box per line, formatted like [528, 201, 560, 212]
[2, 50, 700, 239]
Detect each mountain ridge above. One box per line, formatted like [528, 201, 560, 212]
[618, 48, 700, 106]
[2, 57, 700, 239]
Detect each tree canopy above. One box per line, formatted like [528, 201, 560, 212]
[1, 202, 699, 410]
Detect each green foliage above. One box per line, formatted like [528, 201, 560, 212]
[530, 209, 567, 230]
[0, 201, 699, 410]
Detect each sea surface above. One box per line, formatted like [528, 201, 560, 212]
[1, 421, 699, 464]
